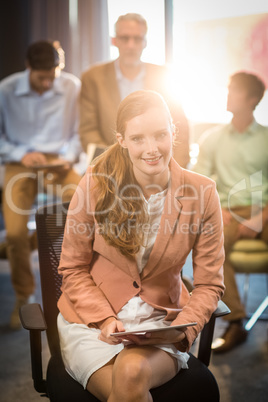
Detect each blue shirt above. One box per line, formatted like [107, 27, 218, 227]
[0, 69, 82, 163]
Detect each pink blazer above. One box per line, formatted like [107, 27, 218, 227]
[58, 159, 225, 350]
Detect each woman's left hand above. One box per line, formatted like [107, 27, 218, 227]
[115, 328, 187, 350]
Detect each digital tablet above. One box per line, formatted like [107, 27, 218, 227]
[110, 322, 197, 337]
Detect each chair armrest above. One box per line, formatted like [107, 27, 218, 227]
[197, 300, 230, 366]
[212, 300, 231, 318]
[19, 303, 47, 393]
[20, 303, 47, 330]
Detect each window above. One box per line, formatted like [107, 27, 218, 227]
[172, 0, 268, 125]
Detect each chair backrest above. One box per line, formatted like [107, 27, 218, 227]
[35, 202, 70, 356]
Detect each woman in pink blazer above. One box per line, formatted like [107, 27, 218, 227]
[57, 90, 225, 401]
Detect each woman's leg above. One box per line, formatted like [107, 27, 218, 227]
[86, 357, 116, 402]
[87, 345, 178, 402]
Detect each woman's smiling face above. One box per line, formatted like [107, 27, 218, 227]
[117, 106, 174, 187]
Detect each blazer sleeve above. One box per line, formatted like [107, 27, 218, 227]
[171, 180, 225, 350]
[58, 171, 117, 325]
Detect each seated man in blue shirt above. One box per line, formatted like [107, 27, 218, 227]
[194, 71, 268, 353]
[0, 40, 82, 329]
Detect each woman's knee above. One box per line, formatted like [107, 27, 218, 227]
[113, 354, 151, 391]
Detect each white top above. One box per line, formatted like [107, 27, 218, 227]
[136, 189, 167, 272]
[118, 190, 169, 330]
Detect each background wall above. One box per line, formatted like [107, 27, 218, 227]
[0, 0, 31, 79]
[1, 0, 268, 125]
[0, 0, 109, 80]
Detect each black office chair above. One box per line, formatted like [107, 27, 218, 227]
[20, 202, 230, 402]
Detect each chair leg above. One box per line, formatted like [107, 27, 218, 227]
[242, 274, 250, 307]
[245, 296, 268, 331]
[198, 316, 216, 367]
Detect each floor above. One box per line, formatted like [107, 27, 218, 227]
[0, 236, 267, 402]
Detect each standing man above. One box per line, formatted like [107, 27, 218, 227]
[79, 13, 190, 168]
[0, 40, 82, 329]
[194, 71, 268, 352]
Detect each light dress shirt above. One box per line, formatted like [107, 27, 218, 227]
[0, 69, 81, 164]
[194, 120, 268, 209]
[114, 58, 145, 101]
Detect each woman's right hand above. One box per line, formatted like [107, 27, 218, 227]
[98, 317, 125, 345]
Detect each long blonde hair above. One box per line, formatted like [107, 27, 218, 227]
[92, 90, 173, 258]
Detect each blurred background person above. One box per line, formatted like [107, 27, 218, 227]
[79, 13, 190, 168]
[0, 40, 82, 330]
[194, 71, 268, 353]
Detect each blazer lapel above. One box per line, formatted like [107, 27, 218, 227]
[124, 190, 183, 282]
[141, 160, 185, 279]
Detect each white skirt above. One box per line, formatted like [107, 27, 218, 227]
[57, 296, 190, 389]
